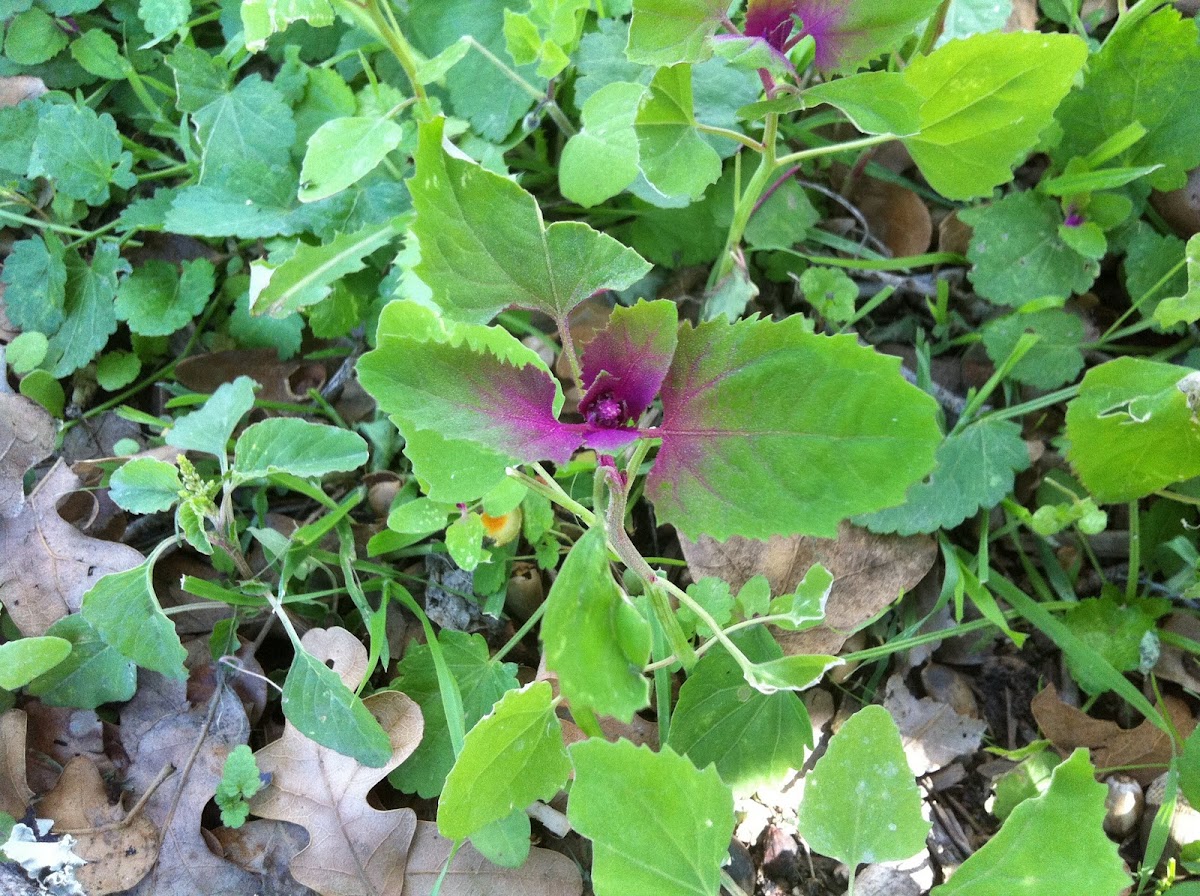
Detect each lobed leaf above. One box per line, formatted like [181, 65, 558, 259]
[409, 117, 651, 325]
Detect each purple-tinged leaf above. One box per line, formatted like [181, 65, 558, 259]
[409, 117, 651, 325]
[744, 0, 940, 71]
[648, 317, 941, 540]
[358, 336, 585, 464]
[580, 299, 679, 425]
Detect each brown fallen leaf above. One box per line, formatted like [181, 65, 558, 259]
[250, 627, 424, 896]
[0, 75, 45, 108]
[402, 821, 582, 896]
[0, 461, 146, 636]
[883, 674, 987, 777]
[211, 819, 316, 896]
[0, 709, 34, 819]
[0, 394, 55, 520]
[1031, 684, 1197, 786]
[1154, 612, 1200, 692]
[174, 349, 326, 405]
[119, 665, 262, 896]
[23, 704, 109, 795]
[681, 523, 937, 654]
[39, 757, 158, 895]
[851, 175, 933, 258]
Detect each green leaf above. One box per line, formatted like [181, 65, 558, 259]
[932, 750, 1130, 896]
[1065, 357, 1200, 502]
[627, 0, 724, 65]
[902, 32, 1088, 200]
[0, 100, 38, 179]
[250, 216, 407, 316]
[298, 117, 407, 203]
[634, 65, 721, 202]
[468, 810, 530, 868]
[167, 375, 257, 462]
[560, 81, 644, 207]
[804, 72, 921, 137]
[241, 0, 334, 52]
[981, 307, 1086, 389]
[19, 371, 64, 417]
[70, 29, 131, 79]
[960, 192, 1099, 306]
[568, 739, 734, 896]
[387, 497, 454, 537]
[281, 649, 392, 768]
[409, 116, 651, 324]
[742, 654, 839, 694]
[798, 266, 858, 322]
[109, 457, 182, 514]
[744, 177, 819, 251]
[4, 8, 67, 65]
[541, 525, 651, 722]
[167, 44, 231, 114]
[389, 630, 519, 798]
[0, 235, 67, 335]
[115, 259, 215, 337]
[6, 332, 48, 375]
[668, 628, 812, 794]
[0, 637, 71, 690]
[138, 0, 190, 40]
[438, 682, 570, 840]
[398, 0, 542, 141]
[649, 317, 942, 540]
[939, 0, 1014, 43]
[96, 351, 141, 391]
[858, 418, 1030, 535]
[1182, 727, 1200, 811]
[445, 512, 489, 572]
[193, 76, 295, 183]
[48, 242, 126, 378]
[1053, 7, 1200, 192]
[215, 745, 263, 828]
[1061, 595, 1169, 694]
[25, 614, 136, 709]
[1154, 234, 1200, 329]
[503, 0, 589, 78]
[232, 418, 368, 482]
[29, 104, 135, 206]
[796, 704, 930, 868]
[81, 561, 187, 679]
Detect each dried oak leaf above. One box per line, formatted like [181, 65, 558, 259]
[39, 756, 158, 895]
[0, 394, 54, 520]
[681, 523, 937, 654]
[883, 674, 986, 776]
[23, 705, 109, 796]
[403, 821, 583, 896]
[119, 666, 262, 896]
[0, 460, 145, 636]
[249, 627, 424, 896]
[0, 709, 34, 819]
[211, 819, 316, 896]
[1031, 684, 1197, 786]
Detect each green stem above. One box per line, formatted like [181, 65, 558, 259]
[708, 113, 779, 290]
[0, 206, 92, 238]
[464, 37, 577, 137]
[492, 598, 548, 663]
[507, 466, 595, 525]
[693, 121, 764, 152]
[773, 132, 896, 168]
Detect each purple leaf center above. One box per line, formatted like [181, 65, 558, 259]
[583, 389, 629, 429]
[744, 0, 850, 70]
